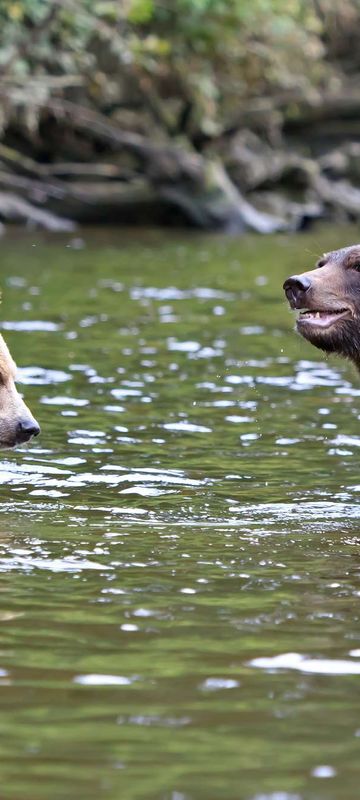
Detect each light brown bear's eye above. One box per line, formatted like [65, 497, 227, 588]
[316, 258, 327, 268]
[351, 261, 360, 272]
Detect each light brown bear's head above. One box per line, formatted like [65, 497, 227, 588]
[283, 244, 360, 371]
[0, 335, 40, 448]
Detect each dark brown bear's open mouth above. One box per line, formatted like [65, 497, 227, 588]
[297, 307, 351, 329]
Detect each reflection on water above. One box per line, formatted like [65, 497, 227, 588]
[0, 226, 360, 799]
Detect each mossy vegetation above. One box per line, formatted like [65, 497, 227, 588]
[0, 1, 360, 231]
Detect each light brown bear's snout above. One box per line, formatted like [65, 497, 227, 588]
[0, 333, 40, 449]
[15, 416, 40, 445]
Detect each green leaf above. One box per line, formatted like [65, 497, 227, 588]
[128, 0, 154, 24]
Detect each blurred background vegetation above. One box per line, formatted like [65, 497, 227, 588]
[0, 0, 360, 232]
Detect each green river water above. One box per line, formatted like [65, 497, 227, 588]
[0, 225, 360, 800]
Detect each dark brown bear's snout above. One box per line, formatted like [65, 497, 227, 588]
[283, 245, 360, 370]
[15, 417, 40, 445]
[283, 275, 312, 308]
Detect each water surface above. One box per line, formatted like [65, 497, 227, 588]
[0, 225, 360, 799]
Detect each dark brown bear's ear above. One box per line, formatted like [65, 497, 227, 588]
[343, 248, 360, 271]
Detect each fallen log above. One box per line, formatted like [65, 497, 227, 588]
[248, 190, 324, 230]
[313, 174, 360, 217]
[0, 191, 75, 231]
[5, 93, 360, 231]
[224, 130, 316, 191]
[188, 160, 286, 232]
[0, 167, 284, 230]
[0, 95, 290, 232]
[284, 88, 360, 129]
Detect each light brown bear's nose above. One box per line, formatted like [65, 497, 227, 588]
[15, 418, 40, 444]
[283, 274, 312, 308]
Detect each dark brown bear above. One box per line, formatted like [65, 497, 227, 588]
[283, 244, 360, 370]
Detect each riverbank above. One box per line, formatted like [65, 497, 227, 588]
[2, 1, 360, 233]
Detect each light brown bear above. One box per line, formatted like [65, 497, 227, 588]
[283, 244, 360, 370]
[0, 335, 40, 447]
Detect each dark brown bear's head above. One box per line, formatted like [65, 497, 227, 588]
[0, 335, 40, 448]
[283, 244, 360, 370]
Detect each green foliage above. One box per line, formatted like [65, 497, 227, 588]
[0, 0, 359, 137]
[128, 0, 154, 24]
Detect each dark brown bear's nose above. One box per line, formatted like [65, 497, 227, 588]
[15, 418, 40, 444]
[283, 275, 312, 308]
